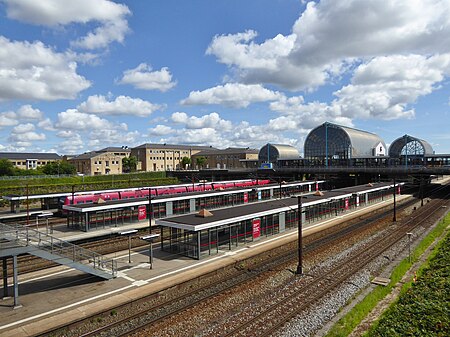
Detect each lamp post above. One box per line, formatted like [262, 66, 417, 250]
[393, 177, 397, 222]
[148, 188, 152, 235]
[26, 184, 29, 227]
[141, 234, 159, 269]
[293, 195, 303, 275]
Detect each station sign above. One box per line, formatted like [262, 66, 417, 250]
[138, 205, 147, 221]
[252, 218, 261, 239]
[244, 192, 248, 203]
[257, 191, 262, 200]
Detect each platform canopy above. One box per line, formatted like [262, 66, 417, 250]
[388, 134, 434, 158]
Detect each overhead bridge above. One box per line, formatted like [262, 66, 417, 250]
[1, 223, 117, 307]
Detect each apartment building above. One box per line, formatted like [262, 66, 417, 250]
[69, 147, 130, 175]
[191, 147, 259, 169]
[0, 152, 61, 170]
[131, 143, 215, 172]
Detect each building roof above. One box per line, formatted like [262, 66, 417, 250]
[304, 122, 387, 158]
[158, 182, 398, 231]
[193, 147, 259, 156]
[69, 151, 102, 160]
[258, 143, 301, 162]
[388, 135, 434, 157]
[0, 152, 61, 160]
[98, 147, 131, 153]
[133, 143, 216, 151]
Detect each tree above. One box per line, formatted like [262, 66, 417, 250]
[0, 159, 15, 176]
[181, 157, 191, 170]
[122, 156, 138, 173]
[195, 156, 207, 169]
[42, 161, 76, 175]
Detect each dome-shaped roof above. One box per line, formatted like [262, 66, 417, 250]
[388, 135, 433, 157]
[304, 122, 387, 159]
[259, 143, 300, 163]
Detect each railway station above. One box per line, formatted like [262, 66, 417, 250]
[157, 182, 402, 259]
[62, 180, 324, 231]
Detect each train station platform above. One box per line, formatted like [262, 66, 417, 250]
[0, 191, 413, 337]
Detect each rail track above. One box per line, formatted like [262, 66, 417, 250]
[117, 185, 450, 337]
[221, 186, 450, 336]
[38, 186, 442, 337]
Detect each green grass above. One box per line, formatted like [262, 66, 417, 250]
[325, 212, 450, 337]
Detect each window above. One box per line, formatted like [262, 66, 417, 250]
[106, 161, 109, 167]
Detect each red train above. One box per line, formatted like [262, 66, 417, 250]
[63, 179, 271, 207]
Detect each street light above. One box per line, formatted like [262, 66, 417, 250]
[148, 188, 152, 235]
[292, 195, 304, 275]
[120, 229, 138, 263]
[141, 234, 160, 269]
[393, 177, 397, 222]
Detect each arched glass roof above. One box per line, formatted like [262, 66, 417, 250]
[388, 135, 434, 157]
[304, 122, 387, 159]
[259, 143, 300, 163]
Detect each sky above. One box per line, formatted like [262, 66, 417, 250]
[0, 0, 450, 156]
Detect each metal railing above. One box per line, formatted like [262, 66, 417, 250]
[0, 223, 117, 278]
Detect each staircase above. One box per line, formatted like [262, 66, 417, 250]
[0, 223, 117, 279]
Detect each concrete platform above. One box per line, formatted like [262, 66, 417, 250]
[0, 194, 413, 337]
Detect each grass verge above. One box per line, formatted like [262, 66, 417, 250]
[325, 211, 450, 337]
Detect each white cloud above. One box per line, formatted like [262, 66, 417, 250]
[148, 125, 173, 136]
[181, 83, 282, 108]
[335, 54, 450, 120]
[16, 105, 43, 120]
[0, 111, 18, 127]
[38, 118, 56, 131]
[88, 129, 140, 148]
[57, 130, 78, 138]
[4, 0, 131, 50]
[207, 0, 450, 92]
[269, 95, 353, 129]
[171, 112, 232, 130]
[56, 109, 126, 130]
[118, 63, 177, 92]
[57, 133, 84, 154]
[77, 95, 162, 117]
[206, 30, 296, 71]
[153, 111, 300, 150]
[8, 123, 46, 143]
[0, 36, 91, 101]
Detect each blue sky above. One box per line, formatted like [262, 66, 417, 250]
[0, 0, 449, 155]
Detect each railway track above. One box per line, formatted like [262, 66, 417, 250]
[39, 186, 440, 337]
[119, 186, 450, 337]
[220, 186, 450, 336]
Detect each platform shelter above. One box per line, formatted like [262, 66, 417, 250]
[62, 180, 324, 232]
[156, 182, 402, 259]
